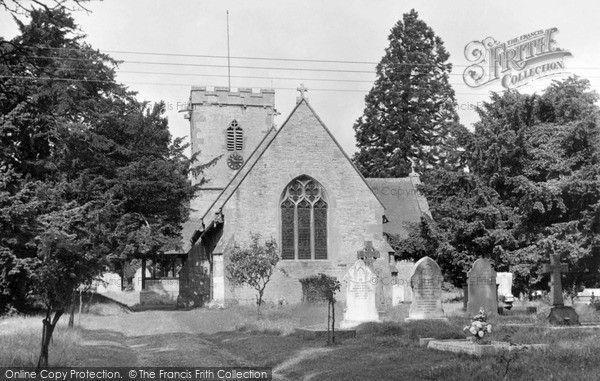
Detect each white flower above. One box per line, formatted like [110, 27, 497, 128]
[478, 331, 484, 337]
[487, 325, 492, 333]
[470, 327, 477, 335]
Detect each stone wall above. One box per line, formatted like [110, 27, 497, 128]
[217, 101, 389, 305]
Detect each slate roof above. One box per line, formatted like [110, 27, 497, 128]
[366, 176, 431, 238]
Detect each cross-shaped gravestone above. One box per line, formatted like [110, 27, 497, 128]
[542, 254, 569, 306]
[357, 241, 380, 266]
[297, 83, 308, 99]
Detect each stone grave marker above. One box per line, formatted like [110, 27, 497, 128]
[542, 254, 579, 325]
[496, 272, 515, 308]
[340, 259, 380, 328]
[467, 258, 498, 316]
[405, 256, 447, 321]
[392, 260, 414, 305]
[576, 288, 600, 305]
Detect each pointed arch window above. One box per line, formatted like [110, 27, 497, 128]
[226, 120, 243, 151]
[280, 176, 328, 260]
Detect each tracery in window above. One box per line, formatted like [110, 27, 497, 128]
[280, 176, 328, 260]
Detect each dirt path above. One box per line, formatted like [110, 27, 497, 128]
[77, 309, 254, 367]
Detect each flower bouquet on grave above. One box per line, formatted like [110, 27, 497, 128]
[463, 308, 492, 344]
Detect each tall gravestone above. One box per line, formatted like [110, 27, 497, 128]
[467, 259, 498, 316]
[392, 260, 414, 305]
[542, 254, 579, 325]
[405, 256, 447, 321]
[496, 272, 515, 308]
[340, 259, 380, 328]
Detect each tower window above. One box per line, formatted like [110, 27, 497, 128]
[226, 120, 243, 151]
[280, 175, 328, 260]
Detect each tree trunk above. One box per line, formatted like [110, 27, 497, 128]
[331, 301, 336, 344]
[37, 308, 64, 368]
[68, 290, 76, 328]
[327, 302, 331, 344]
[78, 289, 83, 326]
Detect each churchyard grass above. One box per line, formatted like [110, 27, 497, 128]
[4, 300, 600, 379]
[0, 315, 82, 366]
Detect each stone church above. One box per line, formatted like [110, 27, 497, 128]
[176, 86, 430, 308]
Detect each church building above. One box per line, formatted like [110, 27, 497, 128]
[176, 86, 429, 308]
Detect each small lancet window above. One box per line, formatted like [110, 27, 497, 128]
[226, 120, 243, 151]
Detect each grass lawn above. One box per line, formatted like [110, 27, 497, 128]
[2, 299, 600, 380]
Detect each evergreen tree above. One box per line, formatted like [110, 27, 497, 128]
[353, 9, 464, 177]
[394, 77, 600, 294]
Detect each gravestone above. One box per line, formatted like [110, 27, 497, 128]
[467, 259, 498, 316]
[405, 256, 447, 321]
[496, 272, 515, 308]
[542, 254, 579, 325]
[392, 260, 414, 305]
[357, 241, 392, 311]
[372, 257, 393, 311]
[575, 288, 600, 305]
[340, 259, 380, 328]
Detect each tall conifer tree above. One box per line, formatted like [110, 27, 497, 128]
[353, 9, 463, 177]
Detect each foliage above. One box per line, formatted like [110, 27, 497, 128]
[299, 273, 341, 344]
[393, 76, 600, 294]
[0, 8, 204, 316]
[0, 6, 208, 365]
[225, 234, 280, 307]
[353, 9, 467, 177]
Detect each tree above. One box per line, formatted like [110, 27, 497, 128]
[0, 7, 202, 366]
[390, 170, 519, 287]
[353, 9, 466, 177]
[225, 234, 280, 308]
[395, 77, 600, 294]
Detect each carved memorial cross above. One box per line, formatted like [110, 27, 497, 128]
[357, 241, 380, 266]
[297, 83, 308, 99]
[542, 254, 569, 306]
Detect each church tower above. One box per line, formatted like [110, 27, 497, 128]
[187, 87, 276, 218]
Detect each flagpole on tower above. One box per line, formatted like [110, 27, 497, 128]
[226, 10, 231, 90]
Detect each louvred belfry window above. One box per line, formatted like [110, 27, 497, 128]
[226, 120, 243, 151]
[280, 175, 328, 260]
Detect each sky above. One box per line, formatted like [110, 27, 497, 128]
[2, 0, 600, 156]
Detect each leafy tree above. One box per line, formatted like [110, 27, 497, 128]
[390, 170, 518, 287]
[225, 233, 280, 308]
[395, 77, 600, 294]
[353, 9, 466, 177]
[0, 7, 204, 365]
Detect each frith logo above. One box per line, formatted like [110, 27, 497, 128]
[463, 28, 572, 89]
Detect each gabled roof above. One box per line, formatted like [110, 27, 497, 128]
[366, 176, 431, 238]
[198, 98, 385, 233]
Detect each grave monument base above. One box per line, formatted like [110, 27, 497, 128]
[547, 306, 580, 326]
[340, 318, 380, 329]
[404, 317, 448, 323]
[424, 338, 548, 357]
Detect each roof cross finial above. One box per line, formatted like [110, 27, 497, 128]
[297, 83, 308, 99]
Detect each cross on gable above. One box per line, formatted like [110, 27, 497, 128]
[297, 83, 308, 99]
[357, 241, 380, 265]
[542, 254, 569, 306]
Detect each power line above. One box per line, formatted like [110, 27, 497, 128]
[0, 74, 517, 95]
[14, 45, 600, 72]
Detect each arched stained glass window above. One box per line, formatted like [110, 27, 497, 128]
[280, 176, 328, 260]
[226, 120, 243, 151]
